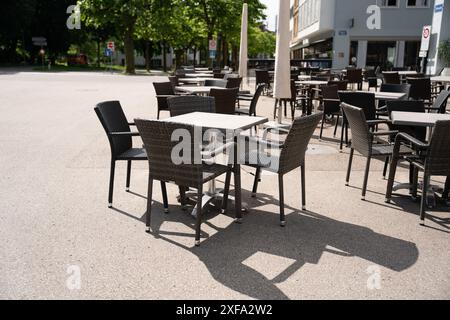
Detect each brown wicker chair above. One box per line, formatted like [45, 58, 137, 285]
[426, 90, 450, 114]
[320, 85, 342, 140]
[135, 119, 232, 246]
[406, 77, 432, 103]
[346, 69, 363, 90]
[204, 79, 227, 88]
[328, 80, 348, 91]
[236, 84, 265, 116]
[95, 101, 168, 209]
[243, 113, 322, 226]
[386, 120, 450, 224]
[210, 88, 239, 115]
[255, 69, 272, 95]
[153, 82, 177, 119]
[167, 96, 215, 117]
[226, 77, 242, 89]
[341, 103, 412, 201]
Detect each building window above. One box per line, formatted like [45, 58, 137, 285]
[377, 0, 399, 7]
[406, 0, 430, 7]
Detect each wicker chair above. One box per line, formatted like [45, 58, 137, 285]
[236, 84, 265, 116]
[226, 77, 242, 89]
[255, 69, 272, 95]
[327, 80, 348, 91]
[386, 120, 450, 224]
[135, 119, 232, 246]
[426, 90, 450, 114]
[167, 96, 215, 117]
[338, 91, 377, 150]
[204, 79, 227, 88]
[406, 77, 432, 103]
[377, 83, 412, 112]
[95, 101, 168, 209]
[320, 85, 342, 140]
[383, 72, 401, 85]
[153, 82, 177, 119]
[386, 100, 426, 141]
[210, 88, 239, 115]
[346, 69, 363, 90]
[364, 69, 379, 91]
[243, 113, 322, 226]
[341, 103, 412, 200]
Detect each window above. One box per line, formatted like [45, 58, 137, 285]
[377, 0, 399, 7]
[406, 0, 430, 7]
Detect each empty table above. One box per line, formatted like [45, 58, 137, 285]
[391, 111, 450, 127]
[185, 73, 214, 78]
[349, 91, 407, 101]
[175, 86, 224, 95]
[178, 78, 215, 85]
[163, 112, 268, 221]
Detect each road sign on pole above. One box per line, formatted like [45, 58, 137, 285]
[107, 42, 115, 52]
[420, 25, 431, 52]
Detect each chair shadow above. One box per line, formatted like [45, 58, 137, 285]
[135, 189, 420, 300]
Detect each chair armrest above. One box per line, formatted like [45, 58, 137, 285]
[128, 123, 136, 126]
[395, 132, 429, 149]
[371, 130, 399, 137]
[156, 95, 177, 99]
[367, 119, 391, 126]
[110, 132, 140, 137]
[323, 98, 340, 103]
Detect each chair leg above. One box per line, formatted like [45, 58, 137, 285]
[252, 167, 261, 197]
[383, 157, 389, 179]
[443, 176, 450, 201]
[411, 167, 419, 201]
[301, 165, 306, 211]
[334, 115, 340, 137]
[420, 173, 429, 225]
[279, 174, 286, 227]
[157, 110, 161, 120]
[179, 186, 187, 210]
[195, 184, 203, 246]
[126, 160, 132, 191]
[385, 156, 400, 203]
[340, 121, 345, 151]
[273, 99, 278, 120]
[222, 168, 232, 213]
[346, 148, 354, 186]
[161, 182, 169, 213]
[284, 100, 287, 118]
[319, 113, 326, 140]
[146, 176, 153, 233]
[108, 160, 116, 208]
[362, 157, 372, 201]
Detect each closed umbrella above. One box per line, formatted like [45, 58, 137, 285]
[239, 3, 248, 86]
[274, 0, 291, 124]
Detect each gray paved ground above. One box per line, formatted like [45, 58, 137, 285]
[0, 70, 449, 300]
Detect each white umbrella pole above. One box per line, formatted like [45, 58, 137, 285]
[239, 3, 248, 90]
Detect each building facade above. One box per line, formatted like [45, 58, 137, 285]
[290, 0, 435, 70]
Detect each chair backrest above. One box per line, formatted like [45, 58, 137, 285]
[338, 91, 376, 120]
[226, 77, 242, 89]
[406, 77, 431, 101]
[223, 73, 238, 80]
[168, 76, 179, 89]
[210, 88, 239, 115]
[95, 101, 132, 157]
[175, 69, 187, 77]
[346, 69, 363, 83]
[167, 96, 215, 117]
[380, 83, 412, 99]
[153, 82, 175, 96]
[341, 103, 372, 156]
[204, 79, 227, 88]
[327, 80, 348, 91]
[311, 76, 331, 81]
[248, 84, 265, 116]
[427, 120, 450, 176]
[255, 70, 270, 85]
[386, 100, 426, 140]
[279, 113, 322, 174]
[321, 85, 339, 100]
[213, 73, 225, 79]
[135, 119, 204, 187]
[383, 72, 401, 85]
[430, 90, 450, 114]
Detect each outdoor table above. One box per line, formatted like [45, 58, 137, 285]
[398, 71, 418, 76]
[175, 86, 224, 95]
[298, 75, 312, 80]
[431, 76, 450, 90]
[185, 73, 214, 78]
[195, 68, 211, 72]
[178, 78, 216, 85]
[390, 111, 450, 206]
[347, 91, 407, 101]
[162, 112, 268, 221]
[296, 80, 329, 115]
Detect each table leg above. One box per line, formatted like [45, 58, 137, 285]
[234, 136, 243, 223]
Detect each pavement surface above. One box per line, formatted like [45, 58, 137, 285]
[0, 70, 449, 300]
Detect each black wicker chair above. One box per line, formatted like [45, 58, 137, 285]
[153, 82, 177, 119]
[167, 96, 215, 117]
[236, 84, 265, 116]
[242, 113, 322, 226]
[341, 103, 412, 201]
[226, 77, 242, 89]
[406, 77, 432, 104]
[383, 72, 401, 85]
[255, 69, 272, 95]
[426, 90, 450, 114]
[95, 101, 168, 209]
[386, 120, 450, 224]
[346, 69, 363, 90]
[204, 79, 227, 88]
[135, 119, 232, 246]
[320, 85, 342, 140]
[210, 88, 239, 115]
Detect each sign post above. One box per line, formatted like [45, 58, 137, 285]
[209, 39, 217, 66]
[107, 42, 115, 72]
[419, 25, 431, 73]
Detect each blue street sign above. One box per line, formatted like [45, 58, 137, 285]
[209, 50, 216, 59]
[104, 48, 112, 57]
[435, 4, 444, 12]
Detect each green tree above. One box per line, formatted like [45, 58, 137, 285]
[248, 26, 275, 58]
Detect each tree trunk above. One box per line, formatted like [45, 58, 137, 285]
[145, 41, 150, 72]
[97, 40, 101, 68]
[193, 47, 197, 67]
[123, 22, 135, 74]
[207, 32, 213, 68]
[175, 49, 183, 70]
[223, 39, 228, 67]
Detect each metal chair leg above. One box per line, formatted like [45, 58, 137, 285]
[126, 160, 132, 191]
[346, 149, 354, 186]
[195, 184, 203, 246]
[334, 115, 340, 137]
[252, 167, 261, 197]
[160, 182, 169, 213]
[108, 160, 116, 208]
[362, 157, 372, 201]
[301, 165, 306, 211]
[383, 157, 389, 179]
[411, 167, 419, 201]
[146, 176, 153, 233]
[385, 155, 400, 203]
[279, 174, 286, 227]
[420, 173, 429, 225]
[319, 112, 326, 140]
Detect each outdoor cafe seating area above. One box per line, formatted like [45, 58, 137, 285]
[95, 65, 450, 246]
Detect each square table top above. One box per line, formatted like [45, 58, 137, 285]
[398, 71, 418, 76]
[185, 73, 214, 78]
[175, 86, 225, 94]
[391, 111, 450, 127]
[431, 76, 450, 83]
[298, 75, 312, 80]
[178, 78, 215, 83]
[348, 90, 406, 101]
[161, 112, 268, 132]
[296, 80, 329, 86]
